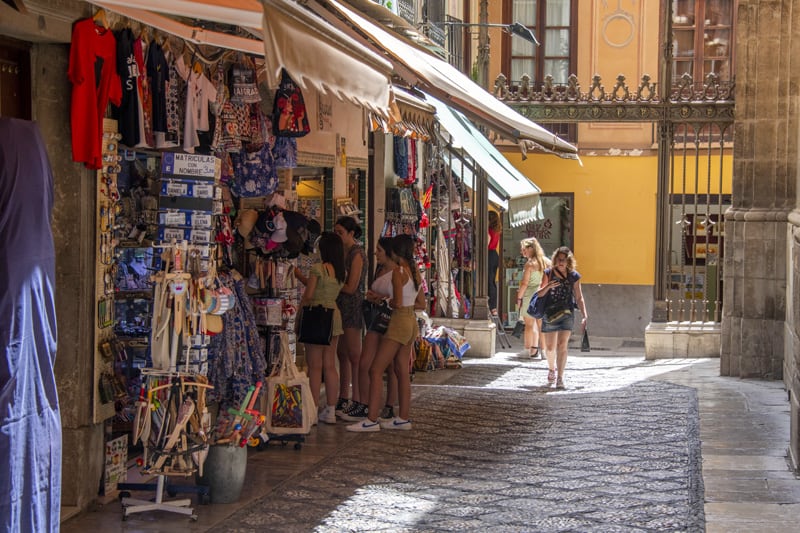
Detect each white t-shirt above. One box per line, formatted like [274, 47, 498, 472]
[175, 56, 218, 153]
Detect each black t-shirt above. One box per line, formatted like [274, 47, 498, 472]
[146, 41, 169, 133]
[112, 28, 140, 147]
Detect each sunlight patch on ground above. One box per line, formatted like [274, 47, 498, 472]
[459, 351, 710, 395]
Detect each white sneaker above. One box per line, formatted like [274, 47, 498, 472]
[319, 405, 336, 424]
[379, 417, 412, 431]
[346, 419, 380, 432]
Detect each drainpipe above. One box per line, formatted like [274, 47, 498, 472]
[476, 0, 489, 88]
[652, 3, 674, 322]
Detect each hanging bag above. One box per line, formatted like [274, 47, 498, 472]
[272, 69, 310, 137]
[367, 300, 392, 334]
[581, 327, 591, 352]
[265, 332, 314, 435]
[297, 305, 333, 345]
[527, 291, 547, 320]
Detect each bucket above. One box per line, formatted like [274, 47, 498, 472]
[197, 444, 248, 504]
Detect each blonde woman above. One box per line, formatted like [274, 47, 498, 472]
[516, 237, 549, 358]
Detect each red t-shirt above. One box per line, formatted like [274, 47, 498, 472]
[488, 227, 500, 251]
[69, 18, 122, 169]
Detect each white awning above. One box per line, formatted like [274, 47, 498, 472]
[260, 0, 392, 115]
[427, 95, 544, 227]
[93, 0, 393, 115]
[317, 0, 579, 159]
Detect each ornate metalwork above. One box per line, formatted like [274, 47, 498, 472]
[494, 72, 735, 123]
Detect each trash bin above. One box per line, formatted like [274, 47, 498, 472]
[197, 444, 247, 504]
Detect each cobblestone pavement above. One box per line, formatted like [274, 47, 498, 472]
[214, 352, 705, 532]
[63, 341, 800, 532]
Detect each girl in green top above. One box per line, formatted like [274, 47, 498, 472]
[297, 231, 346, 424]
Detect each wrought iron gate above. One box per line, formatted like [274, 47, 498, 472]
[494, 71, 734, 323]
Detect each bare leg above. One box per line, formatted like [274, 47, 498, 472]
[541, 331, 557, 371]
[555, 330, 571, 380]
[367, 338, 402, 422]
[531, 318, 542, 354]
[358, 331, 380, 403]
[523, 314, 535, 354]
[323, 337, 340, 408]
[393, 342, 413, 420]
[385, 367, 398, 410]
[341, 327, 362, 401]
[336, 339, 351, 402]
[304, 344, 324, 408]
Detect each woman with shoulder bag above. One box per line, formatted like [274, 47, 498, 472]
[341, 236, 397, 422]
[516, 237, 550, 359]
[294, 231, 345, 424]
[347, 234, 420, 432]
[536, 246, 588, 389]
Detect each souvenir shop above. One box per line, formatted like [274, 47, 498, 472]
[2, 0, 577, 517]
[66, 4, 401, 517]
[67, 3, 482, 518]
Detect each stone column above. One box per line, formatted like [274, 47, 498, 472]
[722, 0, 798, 379]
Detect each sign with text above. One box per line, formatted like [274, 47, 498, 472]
[161, 153, 220, 180]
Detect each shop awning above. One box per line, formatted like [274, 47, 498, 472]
[427, 95, 544, 227]
[93, 0, 394, 115]
[314, 0, 579, 160]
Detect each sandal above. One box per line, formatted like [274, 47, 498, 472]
[529, 347, 539, 359]
[547, 369, 556, 384]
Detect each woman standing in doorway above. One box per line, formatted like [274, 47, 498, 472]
[333, 216, 367, 417]
[296, 231, 346, 423]
[487, 211, 502, 316]
[536, 246, 587, 389]
[516, 237, 549, 358]
[347, 234, 420, 432]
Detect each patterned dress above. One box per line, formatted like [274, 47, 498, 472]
[336, 244, 367, 329]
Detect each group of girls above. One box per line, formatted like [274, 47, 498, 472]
[516, 238, 589, 389]
[294, 216, 422, 431]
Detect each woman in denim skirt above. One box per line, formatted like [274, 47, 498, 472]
[536, 247, 588, 389]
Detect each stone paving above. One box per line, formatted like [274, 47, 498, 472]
[214, 352, 705, 532]
[61, 338, 800, 532]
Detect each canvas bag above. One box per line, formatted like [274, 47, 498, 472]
[272, 69, 310, 137]
[265, 332, 315, 435]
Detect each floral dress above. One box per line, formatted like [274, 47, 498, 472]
[336, 244, 367, 329]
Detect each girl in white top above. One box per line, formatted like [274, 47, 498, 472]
[348, 234, 421, 432]
[341, 237, 397, 421]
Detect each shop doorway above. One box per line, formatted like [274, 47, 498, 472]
[0, 36, 31, 119]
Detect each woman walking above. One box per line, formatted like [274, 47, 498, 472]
[333, 216, 367, 417]
[347, 234, 420, 432]
[516, 237, 549, 358]
[536, 246, 587, 389]
[296, 231, 346, 423]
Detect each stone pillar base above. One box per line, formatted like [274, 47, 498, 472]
[644, 321, 721, 359]
[429, 318, 496, 358]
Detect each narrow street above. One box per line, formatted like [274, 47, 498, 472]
[62, 337, 799, 532]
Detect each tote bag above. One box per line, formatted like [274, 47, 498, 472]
[527, 292, 547, 320]
[297, 305, 333, 345]
[265, 332, 314, 435]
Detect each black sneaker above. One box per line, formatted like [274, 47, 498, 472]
[340, 401, 368, 421]
[378, 405, 394, 421]
[335, 398, 352, 418]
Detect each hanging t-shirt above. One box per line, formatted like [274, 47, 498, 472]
[160, 50, 184, 148]
[175, 56, 218, 153]
[133, 37, 153, 148]
[112, 27, 140, 148]
[146, 41, 169, 135]
[68, 18, 122, 169]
